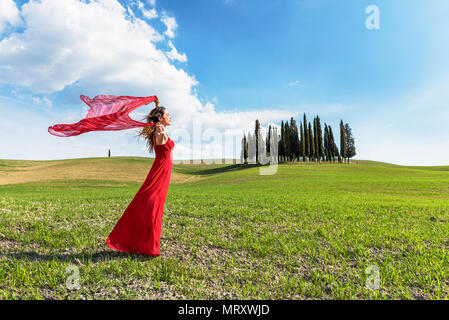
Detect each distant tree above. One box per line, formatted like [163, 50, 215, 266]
[316, 116, 324, 162]
[344, 123, 356, 163]
[266, 125, 271, 156]
[308, 122, 315, 162]
[303, 113, 310, 159]
[290, 117, 300, 161]
[340, 120, 347, 163]
[279, 121, 285, 162]
[300, 122, 305, 162]
[328, 125, 338, 162]
[108, 149, 111, 158]
[285, 120, 290, 162]
[313, 117, 318, 162]
[255, 120, 261, 164]
[242, 134, 248, 164]
[323, 124, 328, 161]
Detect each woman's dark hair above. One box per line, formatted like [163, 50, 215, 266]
[136, 106, 166, 154]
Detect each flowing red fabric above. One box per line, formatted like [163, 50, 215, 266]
[48, 95, 158, 137]
[106, 134, 174, 256]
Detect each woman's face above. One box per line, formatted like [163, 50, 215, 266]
[158, 110, 172, 126]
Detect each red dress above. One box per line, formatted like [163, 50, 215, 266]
[105, 134, 174, 256]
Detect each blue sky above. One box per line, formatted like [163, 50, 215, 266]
[162, 1, 447, 103]
[1, 0, 449, 165]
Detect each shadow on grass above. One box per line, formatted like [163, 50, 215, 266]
[187, 163, 264, 176]
[0, 249, 159, 263]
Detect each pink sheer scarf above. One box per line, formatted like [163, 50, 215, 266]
[48, 95, 158, 137]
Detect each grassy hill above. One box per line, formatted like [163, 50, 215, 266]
[0, 157, 448, 299]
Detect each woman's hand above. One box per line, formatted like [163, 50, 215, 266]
[155, 122, 166, 132]
[155, 121, 167, 145]
[155, 122, 167, 136]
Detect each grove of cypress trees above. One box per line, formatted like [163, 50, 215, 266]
[241, 117, 355, 165]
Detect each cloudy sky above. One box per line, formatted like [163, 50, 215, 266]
[1, 0, 448, 165]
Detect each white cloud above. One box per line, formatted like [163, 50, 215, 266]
[0, 0, 293, 161]
[166, 40, 187, 62]
[0, 0, 172, 94]
[43, 96, 53, 107]
[142, 7, 158, 20]
[147, 0, 156, 7]
[0, 0, 21, 34]
[286, 80, 300, 87]
[161, 11, 178, 38]
[31, 96, 42, 104]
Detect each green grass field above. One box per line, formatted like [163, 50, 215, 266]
[0, 157, 448, 299]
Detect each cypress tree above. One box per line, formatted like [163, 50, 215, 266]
[279, 121, 285, 162]
[324, 124, 329, 162]
[245, 134, 249, 164]
[108, 149, 111, 158]
[328, 125, 336, 162]
[303, 113, 308, 161]
[313, 117, 316, 161]
[340, 120, 347, 163]
[344, 123, 356, 163]
[300, 122, 305, 162]
[290, 117, 300, 162]
[240, 135, 244, 164]
[255, 120, 260, 164]
[266, 125, 271, 156]
[284, 122, 291, 162]
[316, 116, 324, 162]
[308, 122, 314, 162]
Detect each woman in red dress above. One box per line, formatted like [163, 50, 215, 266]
[105, 104, 174, 256]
